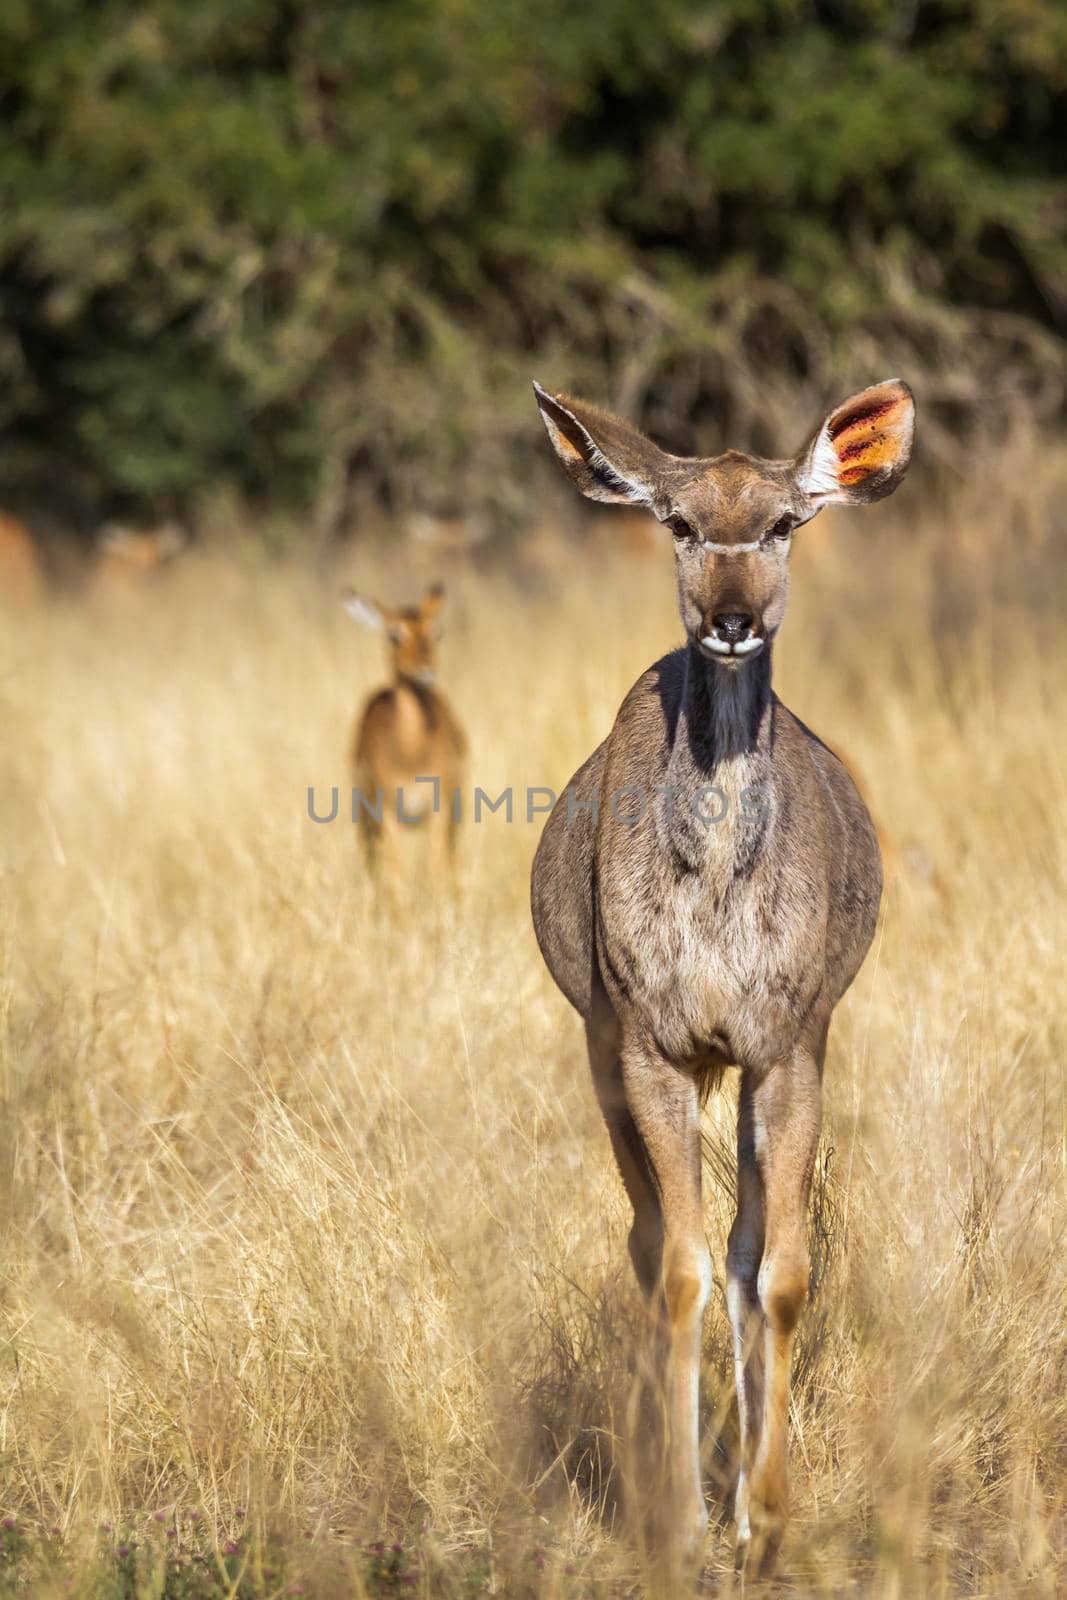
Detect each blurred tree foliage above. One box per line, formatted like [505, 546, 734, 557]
[1, 0, 1065, 533]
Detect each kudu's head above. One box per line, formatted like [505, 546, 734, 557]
[534, 380, 914, 666]
[343, 583, 447, 685]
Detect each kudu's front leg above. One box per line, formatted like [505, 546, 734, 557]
[727, 1046, 822, 1574]
[725, 1080, 766, 1554]
[621, 1039, 711, 1565]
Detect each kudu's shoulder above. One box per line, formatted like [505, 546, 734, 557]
[771, 704, 870, 815]
[609, 648, 689, 744]
[601, 653, 865, 813]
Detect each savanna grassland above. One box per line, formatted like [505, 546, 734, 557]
[0, 459, 1064, 1598]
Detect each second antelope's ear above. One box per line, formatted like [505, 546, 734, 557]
[342, 589, 384, 631]
[795, 380, 915, 507]
[532, 381, 669, 506]
[421, 582, 446, 620]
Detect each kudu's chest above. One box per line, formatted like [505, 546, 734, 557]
[594, 761, 829, 1070]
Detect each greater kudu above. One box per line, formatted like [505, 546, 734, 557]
[530, 379, 914, 1573]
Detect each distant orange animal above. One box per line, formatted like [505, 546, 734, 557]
[0, 513, 44, 606]
[344, 583, 467, 884]
[89, 523, 187, 600]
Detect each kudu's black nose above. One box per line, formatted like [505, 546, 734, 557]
[713, 611, 754, 643]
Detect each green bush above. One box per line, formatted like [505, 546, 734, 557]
[1, 1, 1065, 531]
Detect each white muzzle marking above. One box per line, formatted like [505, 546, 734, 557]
[700, 634, 764, 659]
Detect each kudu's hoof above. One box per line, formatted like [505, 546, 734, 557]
[734, 1513, 783, 1585]
[647, 1497, 708, 1593]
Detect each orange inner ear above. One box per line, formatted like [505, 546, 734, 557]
[545, 409, 588, 462]
[830, 392, 910, 485]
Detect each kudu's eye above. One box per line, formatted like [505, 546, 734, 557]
[764, 513, 794, 545]
[666, 513, 696, 541]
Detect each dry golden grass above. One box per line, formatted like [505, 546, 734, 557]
[0, 460, 1064, 1597]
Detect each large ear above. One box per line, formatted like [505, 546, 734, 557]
[342, 589, 385, 631]
[795, 379, 915, 506]
[532, 381, 670, 506]
[421, 581, 446, 620]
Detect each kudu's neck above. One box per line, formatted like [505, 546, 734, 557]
[677, 642, 773, 766]
[659, 643, 774, 875]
